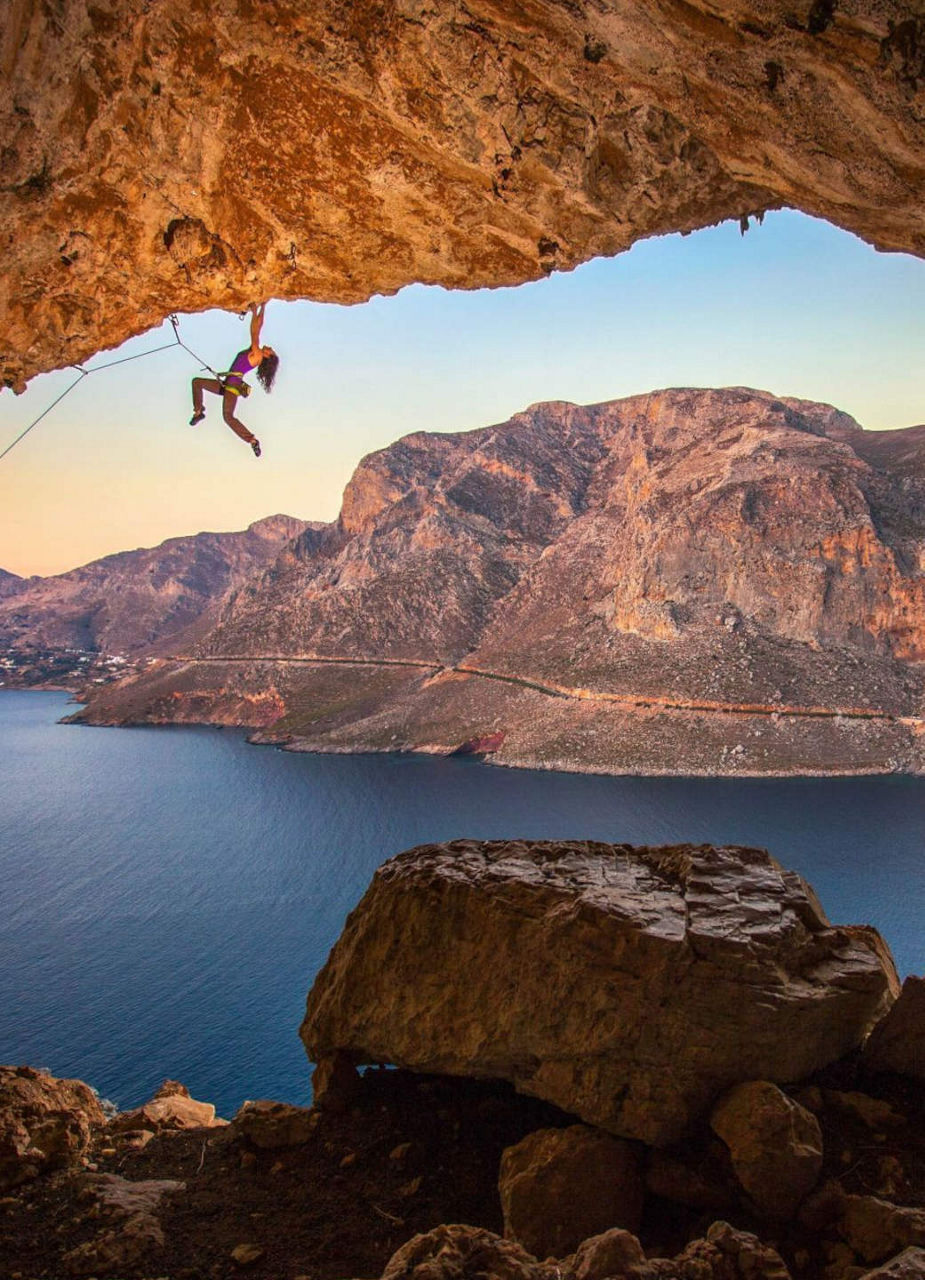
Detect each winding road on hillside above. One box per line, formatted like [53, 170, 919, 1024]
[168, 654, 925, 729]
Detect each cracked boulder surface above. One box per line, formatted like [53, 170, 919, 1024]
[301, 839, 900, 1146]
[3, 0, 925, 389]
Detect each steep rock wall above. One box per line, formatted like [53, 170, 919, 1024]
[2, 0, 925, 388]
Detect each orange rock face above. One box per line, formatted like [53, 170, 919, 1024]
[3, 2, 925, 388]
[0, 1065, 105, 1190]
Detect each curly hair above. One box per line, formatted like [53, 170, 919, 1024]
[257, 352, 279, 393]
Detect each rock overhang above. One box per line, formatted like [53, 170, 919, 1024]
[301, 839, 900, 1146]
[3, 0, 925, 389]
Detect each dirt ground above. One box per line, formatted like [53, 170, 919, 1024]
[2, 1060, 923, 1280]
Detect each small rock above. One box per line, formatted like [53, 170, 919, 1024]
[570, 1228, 646, 1280]
[153, 1079, 189, 1099]
[380, 1224, 551, 1280]
[119, 1129, 154, 1151]
[88, 1173, 185, 1218]
[825, 1090, 901, 1129]
[710, 1080, 823, 1219]
[389, 1142, 411, 1162]
[838, 1195, 925, 1264]
[231, 1242, 264, 1267]
[800, 1181, 847, 1233]
[63, 1211, 165, 1276]
[499, 1124, 644, 1260]
[239, 1151, 257, 1170]
[643, 1222, 791, 1280]
[269, 1160, 284, 1175]
[310, 1052, 360, 1112]
[233, 1099, 316, 1149]
[704, 1221, 792, 1279]
[861, 1249, 925, 1278]
[110, 1082, 222, 1134]
[339, 1151, 356, 1168]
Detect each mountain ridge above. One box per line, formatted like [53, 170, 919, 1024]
[76, 387, 925, 776]
[0, 515, 315, 657]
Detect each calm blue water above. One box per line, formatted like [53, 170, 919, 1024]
[1, 690, 923, 1117]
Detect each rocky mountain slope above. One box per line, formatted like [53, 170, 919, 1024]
[0, 515, 312, 658]
[81, 388, 925, 776]
[0, 567, 23, 599]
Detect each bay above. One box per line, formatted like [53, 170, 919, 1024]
[1, 689, 922, 1118]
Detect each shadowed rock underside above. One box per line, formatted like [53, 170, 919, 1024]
[3, 0, 925, 387]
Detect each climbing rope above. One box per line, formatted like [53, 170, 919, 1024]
[0, 315, 221, 465]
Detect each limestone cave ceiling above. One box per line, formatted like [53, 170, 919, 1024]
[1, 0, 923, 390]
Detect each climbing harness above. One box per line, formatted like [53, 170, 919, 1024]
[0, 315, 223, 465]
[222, 379, 251, 399]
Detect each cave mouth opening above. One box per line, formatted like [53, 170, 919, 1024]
[1, 209, 923, 580]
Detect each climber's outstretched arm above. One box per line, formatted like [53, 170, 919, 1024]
[248, 303, 266, 357]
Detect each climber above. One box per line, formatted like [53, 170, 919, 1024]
[188, 302, 279, 457]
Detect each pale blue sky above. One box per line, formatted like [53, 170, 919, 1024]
[2, 209, 924, 576]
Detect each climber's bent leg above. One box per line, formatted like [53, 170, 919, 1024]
[222, 391, 258, 446]
[192, 377, 222, 413]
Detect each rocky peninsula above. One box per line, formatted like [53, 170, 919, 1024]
[2, 840, 923, 1280]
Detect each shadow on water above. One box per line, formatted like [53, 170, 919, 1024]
[1, 690, 922, 1114]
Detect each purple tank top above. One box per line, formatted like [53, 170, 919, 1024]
[229, 349, 255, 378]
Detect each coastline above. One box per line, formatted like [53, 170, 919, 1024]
[6, 681, 921, 778]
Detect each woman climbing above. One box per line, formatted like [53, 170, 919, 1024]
[189, 303, 279, 457]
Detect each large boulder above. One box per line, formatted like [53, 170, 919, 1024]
[0, 1065, 106, 1190]
[499, 1125, 644, 1259]
[710, 1081, 823, 1219]
[302, 841, 899, 1145]
[863, 977, 925, 1081]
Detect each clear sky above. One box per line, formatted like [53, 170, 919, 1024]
[1, 209, 924, 577]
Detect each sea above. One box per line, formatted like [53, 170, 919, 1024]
[1, 689, 922, 1118]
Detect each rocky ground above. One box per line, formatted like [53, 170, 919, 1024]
[3, 842, 924, 1280]
[2, 1061, 924, 1280]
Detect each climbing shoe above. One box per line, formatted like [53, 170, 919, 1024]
[251, 439, 262, 458]
[189, 409, 205, 426]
